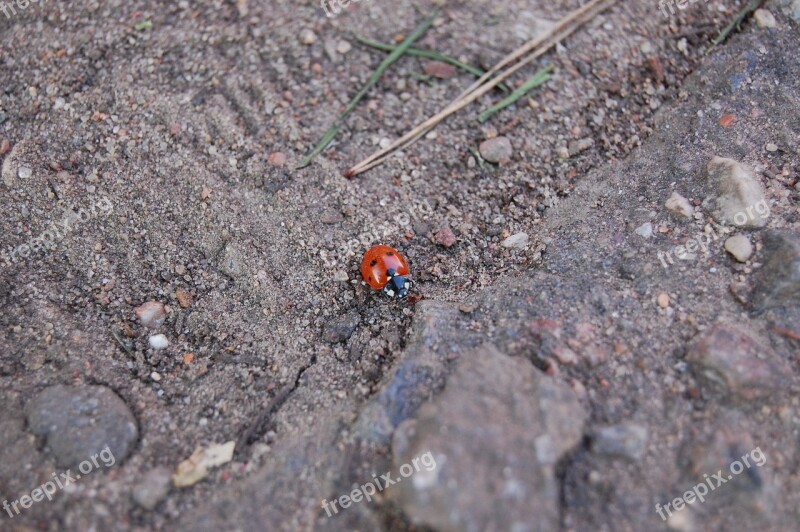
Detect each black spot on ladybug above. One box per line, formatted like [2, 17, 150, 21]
[370, 259, 378, 267]
[386, 251, 394, 256]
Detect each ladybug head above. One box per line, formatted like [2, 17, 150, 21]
[383, 269, 411, 298]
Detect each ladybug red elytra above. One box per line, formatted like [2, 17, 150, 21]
[360, 245, 412, 298]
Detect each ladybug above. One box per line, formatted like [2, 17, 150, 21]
[360, 245, 412, 298]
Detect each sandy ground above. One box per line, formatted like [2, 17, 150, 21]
[1, 0, 799, 530]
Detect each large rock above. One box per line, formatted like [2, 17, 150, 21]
[706, 157, 769, 228]
[751, 231, 800, 310]
[25, 385, 138, 468]
[686, 323, 788, 404]
[390, 345, 587, 532]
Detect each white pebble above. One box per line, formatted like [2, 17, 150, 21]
[149, 334, 169, 350]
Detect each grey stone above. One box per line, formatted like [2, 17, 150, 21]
[724, 234, 753, 262]
[322, 310, 360, 343]
[134, 301, 166, 328]
[390, 345, 586, 532]
[687, 323, 788, 404]
[635, 222, 653, 239]
[665, 191, 694, 217]
[591, 424, 649, 461]
[501, 232, 529, 249]
[706, 157, 768, 228]
[25, 385, 138, 468]
[479, 136, 513, 163]
[568, 137, 594, 156]
[132, 467, 172, 510]
[751, 231, 800, 310]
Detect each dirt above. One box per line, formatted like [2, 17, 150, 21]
[1, 0, 798, 531]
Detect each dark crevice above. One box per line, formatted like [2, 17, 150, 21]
[234, 353, 318, 459]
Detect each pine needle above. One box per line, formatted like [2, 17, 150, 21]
[345, 0, 618, 177]
[354, 36, 510, 92]
[477, 65, 553, 123]
[296, 12, 438, 169]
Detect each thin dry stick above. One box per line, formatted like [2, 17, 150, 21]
[345, 0, 618, 177]
[455, 0, 617, 102]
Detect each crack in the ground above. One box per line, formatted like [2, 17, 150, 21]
[234, 352, 318, 459]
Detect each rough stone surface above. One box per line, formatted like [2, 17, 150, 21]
[686, 323, 788, 404]
[390, 345, 586, 532]
[751, 231, 800, 310]
[25, 385, 138, 468]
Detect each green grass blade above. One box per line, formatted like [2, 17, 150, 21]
[297, 12, 438, 169]
[297, 124, 341, 169]
[477, 65, 553, 124]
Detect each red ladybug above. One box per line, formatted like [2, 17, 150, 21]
[361, 245, 412, 298]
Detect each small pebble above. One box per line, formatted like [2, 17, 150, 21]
[665, 191, 694, 218]
[479, 137, 513, 164]
[635, 222, 653, 239]
[502, 232, 529, 249]
[423, 60, 458, 79]
[754, 8, 777, 28]
[175, 288, 194, 308]
[725, 234, 753, 262]
[135, 301, 166, 328]
[18, 166, 32, 179]
[434, 225, 457, 248]
[0, 138, 10, 156]
[657, 293, 670, 308]
[150, 371, 162, 382]
[132, 467, 172, 510]
[268, 152, 287, 166]
[299, 29, 316, 45]
[568, 138, 593, 156]
[766, 143, 778, 152]
[149, 334, 169, 350]
[336, 40, 352, 54]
